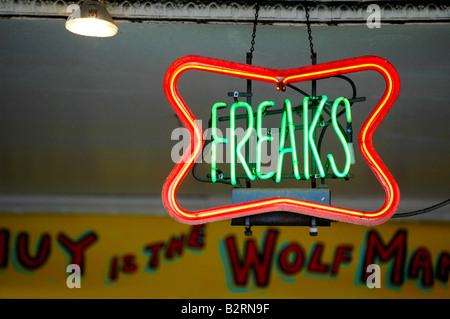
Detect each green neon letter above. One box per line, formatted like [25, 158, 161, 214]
[211, 103, 228, 182]
[276, 99, 301, 183]
[303, 96, 310, 180]
[230, 102, 255, 185]
[308, 96, 327, 178]
[256, 101, 275, 179]
[328, 97, 352, 177]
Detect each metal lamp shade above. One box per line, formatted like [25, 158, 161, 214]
[66, 1, 118, 37]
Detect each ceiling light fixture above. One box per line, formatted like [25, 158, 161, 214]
[66, 0, 118, 38]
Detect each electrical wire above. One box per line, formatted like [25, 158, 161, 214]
[391, 199, 450, 218]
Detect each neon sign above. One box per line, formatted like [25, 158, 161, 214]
[210, 96, 353, 185]
[162, 55, 400, 226]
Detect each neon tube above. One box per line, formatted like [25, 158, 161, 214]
[307, 96, 327, 178]
[162, 55, 400, 226]
[303, 96, 310, 180]
[328, 97, 352, 177]
[230, 102, 255, 185]
[256, 101, 275, 180]
[211, 102, 228, 182]
[276, 99, 301, 183]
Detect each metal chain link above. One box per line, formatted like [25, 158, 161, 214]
[249, 3, 260, 59]
[304, 1, 315, 59]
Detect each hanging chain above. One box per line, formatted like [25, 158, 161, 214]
[249, 3, 260, 59]
[304, 1, 315, 60]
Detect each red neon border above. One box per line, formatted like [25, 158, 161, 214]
[162, 56, 400, 226]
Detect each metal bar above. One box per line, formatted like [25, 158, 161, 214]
[231, 212, 332, 227]
[231, 188, 332, 229]
[207, 173, 355, 180]
[227, 92, 252, 98]
[311, 53, 317, 189]
[246, 52, 252, 188]
[218, 97, 365, 122]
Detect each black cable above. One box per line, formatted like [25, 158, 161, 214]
[391, 199, 450, 218]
